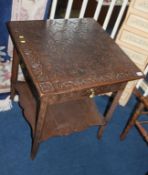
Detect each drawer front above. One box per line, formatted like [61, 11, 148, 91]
[48, 83, 125, 105]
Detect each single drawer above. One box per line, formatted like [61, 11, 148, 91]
[47, 82, 125, 105]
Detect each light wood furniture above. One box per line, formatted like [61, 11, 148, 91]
[120, 87, 148, 142]
[116, 0, 148, 106]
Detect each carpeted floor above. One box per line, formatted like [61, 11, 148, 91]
[0, 95, 147, 175]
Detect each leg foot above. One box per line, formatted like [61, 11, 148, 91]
[31, 140, 40, 160]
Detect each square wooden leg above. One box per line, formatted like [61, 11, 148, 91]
[31, 96, 48, 159]
[98, 89, 123, 139]
[11, 48, 19, 100]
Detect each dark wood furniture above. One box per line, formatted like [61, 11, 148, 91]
[7, 18, 143, 159]
[120, 87, 148, 142]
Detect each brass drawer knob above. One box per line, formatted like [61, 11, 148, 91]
[20, 40, 26, 43]
[89, 88, 95, 98]
[19, 35, 24, 39]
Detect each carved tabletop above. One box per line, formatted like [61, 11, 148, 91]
[8, 18, 142, 96]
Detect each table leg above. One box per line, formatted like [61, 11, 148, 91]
[98, 89, 123, 139]
[10, 48, 19, 100]
[31, 96, 48, 160]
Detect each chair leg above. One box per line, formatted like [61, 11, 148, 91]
[135, 121, 148, 143]
[120, 102, 144, 140]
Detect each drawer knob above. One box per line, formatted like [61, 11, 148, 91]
[89, 88, 95, 98]
[20, 40, 26, 43]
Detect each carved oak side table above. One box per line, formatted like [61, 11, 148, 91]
[7, 18, 143, 159]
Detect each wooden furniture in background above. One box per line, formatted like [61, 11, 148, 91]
[120, 65, 148, 142]
[7, 18, 143, 159]
[85, 0, 128, 32]
[120, 86, 148, 142]
[116, 0, 148, 106]
[55, 0, 128, 33]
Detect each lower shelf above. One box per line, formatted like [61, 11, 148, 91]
[15, 82, 105, 141]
